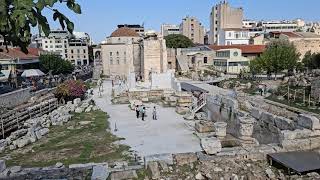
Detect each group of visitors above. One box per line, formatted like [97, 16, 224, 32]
[258, 84, 268, 96]
[135, 105, 158, 121]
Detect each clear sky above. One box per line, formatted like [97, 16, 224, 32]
[42, 0, 320, 43]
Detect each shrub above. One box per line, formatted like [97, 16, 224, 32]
[56, 80, 87, 101]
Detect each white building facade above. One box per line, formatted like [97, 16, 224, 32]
[38, 30, 90, 66]
[213, 48, 249, 74]
[218, 29, 250, 45]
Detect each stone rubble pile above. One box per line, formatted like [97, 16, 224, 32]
[0, 98, 99, 153]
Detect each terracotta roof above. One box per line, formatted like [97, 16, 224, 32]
[110, 27, 139, 37]
[0, 53, 12, 59]
[208, 45, 266, 54]
[280, 32, 302, 38]
[0, 47, 40, 60]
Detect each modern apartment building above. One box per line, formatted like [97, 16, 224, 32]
[210, 1, 243, 45]
[180, 16, 205, 44]
[261, 21, 299, 33]
[161, 24, 180, 37]
[36, 30, 90, 66]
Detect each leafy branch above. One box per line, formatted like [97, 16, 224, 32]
[0, 0, 82, 53]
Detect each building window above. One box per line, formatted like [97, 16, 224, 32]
[45, 46, 48, 48]
[71, 50, 74, 53]
[117, 57, 120, 64]
[77, 49, 80, 54]
[191, 57, 195, 64]
[50, 45, 53, 48]
[84, 55, 86, 58]
[124, 52, 126, 64]
[118, 38, 121, 42]
[45, 41, 48, 43]
[116, 51, 119, 56]
[228, 32, 232, 37]
[110, 58, 113, 65]
[204, 57, 208, 64]
[71, 56, 74, 58]
[110, 52, 112, 56]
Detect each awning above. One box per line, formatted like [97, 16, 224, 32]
[21, 69, 45, 78]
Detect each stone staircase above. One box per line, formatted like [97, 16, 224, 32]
[184, 93, 207, 120]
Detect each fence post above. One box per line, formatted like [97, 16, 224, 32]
[287, 86, 290, 102]
[303, 88, 306, 104]
[309, 94, 311, 107]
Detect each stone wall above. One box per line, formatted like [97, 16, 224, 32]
[151, 71, 174, 90]
[204, 94, 239, 136]
[311, 77, 320, 101]
[0, 88, 31, 108]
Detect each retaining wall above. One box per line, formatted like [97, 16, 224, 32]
[0, 88, 31, 108]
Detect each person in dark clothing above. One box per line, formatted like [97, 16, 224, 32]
[141, 107, 146, 121]
[135, 105, 139, 118]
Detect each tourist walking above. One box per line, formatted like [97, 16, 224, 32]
[141, 107, 146, 121]
[135, 105, 140, 118]
[152, 106, 157, 120]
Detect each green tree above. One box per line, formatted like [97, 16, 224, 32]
[257, 40, 300, 77]
[249, 57, 263, 77]
[39, 54, 74, 75]
[302, 50, 313, 69]
[302, 51, 320, 70]
[0, 0, 81, 53]
[164, 34, 194, 48]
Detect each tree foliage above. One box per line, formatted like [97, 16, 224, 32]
[39, 54, 74, 75]
[249, 40, 300, 75]
[164, 34, 194, 48]
[0, 0, 81, 53]
[302, 50, 320, 70]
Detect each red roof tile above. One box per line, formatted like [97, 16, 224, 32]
[0, 47, 41, 60]
[110, 27, 139, 37]
[280, 32, 302, 38]
[208, 45, 266, 54]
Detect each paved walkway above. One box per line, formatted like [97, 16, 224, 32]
[93, 80, 201, 157]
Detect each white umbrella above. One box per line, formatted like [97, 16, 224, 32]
[21, 69, 45, 78]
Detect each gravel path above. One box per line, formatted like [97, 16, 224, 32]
[93, 80, 201, 157]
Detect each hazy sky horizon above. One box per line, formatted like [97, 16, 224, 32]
[39, 0, 320, 43]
